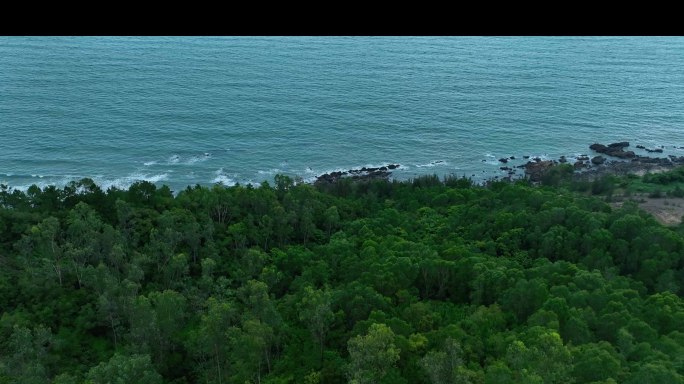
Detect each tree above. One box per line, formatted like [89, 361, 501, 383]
[1, 325, 53, 384]
[85, 353, 162, 384]
[298, 286, 335, 364]
[571, 342, 622, 383]
[186, 297, 237, 384]
[347, 323, 401, 384]
[17, 216, 64, 286]
[420, 338, 468, 384]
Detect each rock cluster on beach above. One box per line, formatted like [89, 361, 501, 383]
[523, 159, 556, 182]
[311, 140, 684, 186]
[314, 164, 400, 185]
[491, 140, 684, 184]
[572, 141, 684, 181]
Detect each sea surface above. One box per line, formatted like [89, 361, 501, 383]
[2, 36, 684, 192]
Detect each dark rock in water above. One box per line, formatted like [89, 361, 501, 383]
[654, 148, 664, 153]
[577, 155, 590, 161]
[591, 156, 606, 165]
[590, 143, 608, 152]
[559, 156, 567, 163]
[510, 156, 516, 160]
[500, 166, 511, 171]
[636, 145, 646, 149]
[379, 166, 388, 171]
[523, 155, 530, 159]
[608, 141, 630, 148]
[387, 164, 399, 170]
[613, 150, 636, 159]
[482, 159, 487, 162]
[499, 158, 508, 163]
[533, 157, 542, 162]
[591, 142, 635, 158]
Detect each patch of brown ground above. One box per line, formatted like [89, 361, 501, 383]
[612, 196, 684, 226]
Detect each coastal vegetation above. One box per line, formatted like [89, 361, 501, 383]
[2, 168, 684, 383]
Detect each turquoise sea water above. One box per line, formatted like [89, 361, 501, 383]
[2, 36, 684, 192]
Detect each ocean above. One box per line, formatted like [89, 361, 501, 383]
[2, 36, 684, 192]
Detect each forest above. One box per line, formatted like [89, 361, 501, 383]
[1, 167, 684, 383]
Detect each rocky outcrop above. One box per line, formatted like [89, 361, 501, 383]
[590, 142, 635, 159]
[314, 164, 400, 185]
[608, 141, 630, 148]
[591, 156, 606, 165]
[524, 160, 555, 182]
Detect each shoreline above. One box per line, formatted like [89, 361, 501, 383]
[3, 142, 684, 193]
[311, 141, 684, 187]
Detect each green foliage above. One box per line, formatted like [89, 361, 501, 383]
[643, 166, 684, 185]
[85, 353, 163, 384]
[1, 175, 684, 383]
[347, 323, 400, 384]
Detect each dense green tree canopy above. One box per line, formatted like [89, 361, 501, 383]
[1, 173, 684, 383]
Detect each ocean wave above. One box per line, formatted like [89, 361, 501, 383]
[143, 160, 158, 166]
[168, 154, 181, 164]
[96, 173, 170, 190]
[184, 153, 212, 164]
[415, 160, 448, 168]
[164, 153, 213, 165]
[257, 168, 282, 175]
[212, 168, 237, 186]
[212, 174, 236, 186]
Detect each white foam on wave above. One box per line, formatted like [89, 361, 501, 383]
[3, 172, 172, 193]
[257, 168, 282, 175]
[98, 172, 170, 190]
[185, 153, 212, 165]
[212, 174, 236, 186]
[415, 160, 449, 168]
[143, 160, 158, 166]
[212, 168, 237, 186]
